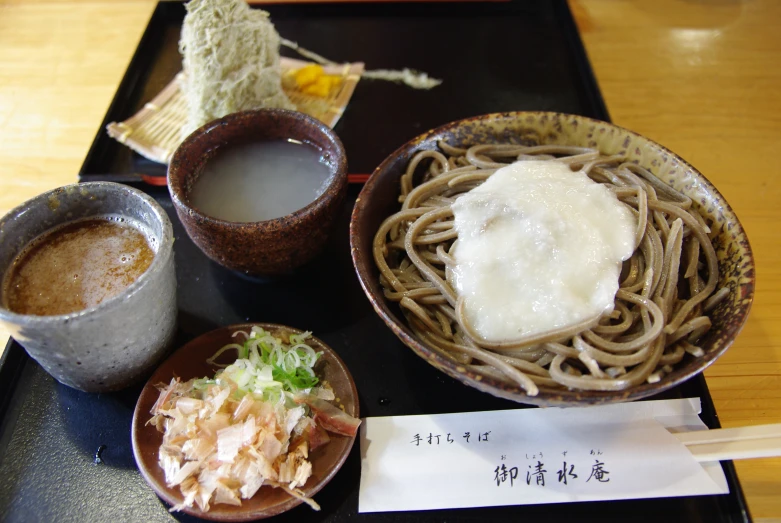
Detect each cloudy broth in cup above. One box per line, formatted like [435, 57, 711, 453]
[188, 139, 333, 222]
[3, 217, 155, 316]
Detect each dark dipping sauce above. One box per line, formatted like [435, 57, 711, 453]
[2, 218, 154, 316]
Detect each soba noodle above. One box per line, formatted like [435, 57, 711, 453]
[372, 142, 726, 396]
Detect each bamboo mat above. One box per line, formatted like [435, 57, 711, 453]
[106, 58, 364, 164]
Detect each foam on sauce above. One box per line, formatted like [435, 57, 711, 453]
[451, 160, 636, 342]
[3, 218, 155, 316]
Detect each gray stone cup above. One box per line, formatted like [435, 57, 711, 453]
[0, 182, 177, 392]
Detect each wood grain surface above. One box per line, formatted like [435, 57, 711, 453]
[0, 0, 779, 519]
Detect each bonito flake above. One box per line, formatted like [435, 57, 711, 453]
[150, 377, 316, 512]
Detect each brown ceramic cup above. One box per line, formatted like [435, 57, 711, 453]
[168, 109, 348, 276]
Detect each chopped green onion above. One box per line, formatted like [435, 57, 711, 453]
[208, 327, 322, 402]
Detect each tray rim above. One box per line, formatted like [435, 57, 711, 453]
[0, 1, 752, 521]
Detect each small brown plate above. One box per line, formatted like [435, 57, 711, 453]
[131, 323, 360, 521]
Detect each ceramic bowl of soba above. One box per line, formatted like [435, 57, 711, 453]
[168, 109, 348, 276]
[350, 112, 755, 407]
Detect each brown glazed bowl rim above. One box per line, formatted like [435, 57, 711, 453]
[349, 111, 755, 407]
[168, 109, 347, 232]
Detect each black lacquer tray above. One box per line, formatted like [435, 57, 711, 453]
[0, 2, 751, 522]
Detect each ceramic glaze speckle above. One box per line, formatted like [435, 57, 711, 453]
[0, 182, 177, 393]
[350, 112, 755, 407]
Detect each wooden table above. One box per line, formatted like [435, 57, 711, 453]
[0, 0, 779, 519]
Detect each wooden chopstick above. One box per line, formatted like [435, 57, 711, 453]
[672, 423, 781, 462]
